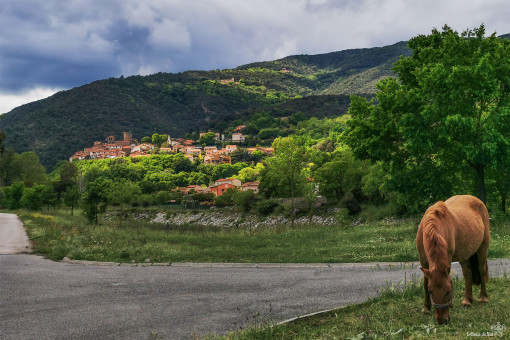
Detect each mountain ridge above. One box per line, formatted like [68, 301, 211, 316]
[0, 40, 411, 169]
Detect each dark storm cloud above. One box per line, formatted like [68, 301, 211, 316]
[2, 0, 510, 114]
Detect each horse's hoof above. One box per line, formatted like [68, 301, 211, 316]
[462, 299, 472, 307]
[479, 297, 488, 303]
[421, 308, 431, 314]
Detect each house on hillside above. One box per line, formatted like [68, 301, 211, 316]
[159, 147, 173, 154]
[232, 133, 245, 142]
[169, 137, 184, 145]
[183, 154, 195, 162]
[214, 178, 241, 187]
[241, 182, 259, 193]
[131, 143, 154, 153]
[225, 145, 238, 154]
[172, 144, 184, 153]
[184, 185, 210, 194]
[70, 132, 136, 161]
[215, 132, 224, 141]
[182, 145, 201, 156]
[204, 146, 218, 155]
[220, 78, 235, 85]
[246, 147, 273, 156]
[210, 183, 236, 196]
[70, 151, 89, 160]
[203, 154, 231, 165]
[200, 132, 224, 141]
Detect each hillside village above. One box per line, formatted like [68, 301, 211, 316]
[70, 131, 273, 163]
[70, 130, 272, 196]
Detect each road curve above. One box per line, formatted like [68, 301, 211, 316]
[1, 213, 510, 339]
[0, 213, 32, 254]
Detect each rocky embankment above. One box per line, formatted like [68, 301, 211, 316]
[149, 211, 338, 228]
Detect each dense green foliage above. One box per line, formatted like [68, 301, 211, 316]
[0, 42, 409, 169]
[345, 25, 510, 212]
[0, 112, 389, 223]
[3, 26, 510, 216]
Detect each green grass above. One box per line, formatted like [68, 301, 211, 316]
[15, 208, 510, 263]
[216, 277, 510, 339]
[12, 208, 510, 339]
[18, 209, 419, 263]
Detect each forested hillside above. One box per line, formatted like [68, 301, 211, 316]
[0, 41, 410, 169]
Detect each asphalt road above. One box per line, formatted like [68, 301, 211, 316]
[2, 213, 510, 339]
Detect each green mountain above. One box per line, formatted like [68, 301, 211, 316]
[0, 41, 410, 169]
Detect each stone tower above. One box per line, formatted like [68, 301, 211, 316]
[123, 131, 133, 142]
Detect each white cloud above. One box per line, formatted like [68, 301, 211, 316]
[148, 19, 192, 51]
[3, 0, 510, 103]
[0, 88, 61, 115]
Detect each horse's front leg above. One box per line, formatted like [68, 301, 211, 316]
[460, 261, 473, 306]
[422, 275, 431, 313]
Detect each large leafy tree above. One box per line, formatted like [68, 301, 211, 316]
[315, 149, 368, 204]
[260, 136, 308, 224]
[108, 180, 142, 227]
[82, 178, 110, 224]
[344, 25, 510, 209]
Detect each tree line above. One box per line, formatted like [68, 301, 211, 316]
[2, 24, 510, 222]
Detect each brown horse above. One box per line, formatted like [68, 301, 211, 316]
[416, 195, 490, 324]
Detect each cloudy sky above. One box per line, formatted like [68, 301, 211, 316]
[1, 0, 510, 114]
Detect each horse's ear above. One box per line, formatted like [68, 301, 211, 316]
[434, 202, 447, 217]
[420, 267, 430, 278]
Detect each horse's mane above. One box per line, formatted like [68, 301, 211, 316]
[422, 201, 450, 273]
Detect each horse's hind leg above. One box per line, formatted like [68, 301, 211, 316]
[478, 251, 489, 303]
[460, 261, 474, 306]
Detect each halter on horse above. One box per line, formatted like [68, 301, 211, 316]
[431, 284, 454, 310]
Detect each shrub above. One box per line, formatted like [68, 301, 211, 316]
[191, 192, 215, 203]
[214, 194, 233, 207]
[358, 203, 404, 222]
[233, 190, 257, 214]
[3, 182, 25, 209]
[20, 186, 44, 210]
[256, 199, 280, 216]
[335, 208, 352, 226]
[340, 192, 361, 216]
[214, 188, 237, 207]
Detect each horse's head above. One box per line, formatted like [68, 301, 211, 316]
[421, 266, 453, 325]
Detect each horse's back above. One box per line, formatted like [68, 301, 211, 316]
[445, 195, 490, 261]
[445, 195, 489, 228]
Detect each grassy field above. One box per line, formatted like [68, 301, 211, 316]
[219, 277, 510, 339]
[14, 208, 510, 263]
[10, 207, 510, 339]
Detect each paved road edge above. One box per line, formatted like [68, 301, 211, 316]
[59, 256, 422, 269]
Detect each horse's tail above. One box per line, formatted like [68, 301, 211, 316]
[468, 253, 482, 286]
